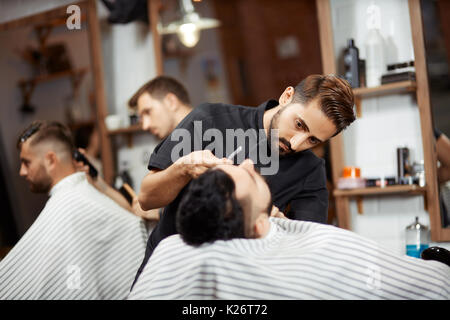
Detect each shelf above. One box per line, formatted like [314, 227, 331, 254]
[17, 68, 89, 114]
[18, 68, 88, 87]
[334, 184, 426, 197]
[334, 184, 427, 215]
[353, 80, 417, 98]
[316, 0, 448, 241]
[352, 80, 417, 117]
[35, 15, 86, 29]
[107, 124, 147, 148]
[107, 124, 144, 135]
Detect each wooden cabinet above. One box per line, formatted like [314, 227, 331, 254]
[316, 0, 450, 242]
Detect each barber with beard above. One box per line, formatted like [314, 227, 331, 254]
[132, 74, 356, 287]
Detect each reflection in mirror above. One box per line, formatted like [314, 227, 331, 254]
[159, 0, 232, 107]
[421, 0, 450, 227]
[0, 4, 97, 239]
[160, 0, 323, 108]
[159, 0, 338, 224]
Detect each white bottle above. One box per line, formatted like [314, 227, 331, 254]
[365, 3, 385, 87]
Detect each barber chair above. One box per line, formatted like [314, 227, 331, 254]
[421, 246, 450, 267]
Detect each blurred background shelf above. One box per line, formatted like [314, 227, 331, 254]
[334, 185, 426, 197]
[352, 80, 417, 117]
[107, 124, 144, 135]
[353, 80, 417, 98]
[334, 185, 427, 215]
[18, 68, 88, 87]
[107, 124, 147, 148]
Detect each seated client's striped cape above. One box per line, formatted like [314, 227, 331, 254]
[0, 172, 147, 300]
[129, 218, 450, 300]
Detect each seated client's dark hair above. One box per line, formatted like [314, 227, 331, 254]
[17, 120, 74, 152]
[176, 169, 245, 246]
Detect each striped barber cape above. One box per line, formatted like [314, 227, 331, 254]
[128, 218, 450, 300]
[0, 172, 147, 300]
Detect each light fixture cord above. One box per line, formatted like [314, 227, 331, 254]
[180, 0, 195, 15]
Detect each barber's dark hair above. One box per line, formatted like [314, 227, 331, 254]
[293, 74, 355, 136]
[129, 75, 191, 108]
[17, 120, 74, 153]
[176, 169, 245, 246]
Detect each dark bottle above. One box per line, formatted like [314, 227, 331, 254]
[343, 39, 360, 88]
[397, 147, 412, 184]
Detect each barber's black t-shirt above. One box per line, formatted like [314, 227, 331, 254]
[132, 100, 328, 287]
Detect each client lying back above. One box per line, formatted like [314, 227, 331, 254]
[128, 161, 450, 300]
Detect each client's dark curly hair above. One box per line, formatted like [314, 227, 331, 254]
[176, 169, 245, 246]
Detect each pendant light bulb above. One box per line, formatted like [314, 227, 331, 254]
[177, 22, 200, 47]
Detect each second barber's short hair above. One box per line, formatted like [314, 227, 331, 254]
[129, 76, 191, 107]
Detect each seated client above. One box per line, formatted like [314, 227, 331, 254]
[129, 160, 450, 300]
[0, 121, 147, 300]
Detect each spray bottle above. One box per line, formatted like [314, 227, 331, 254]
[365, 3, 385, 87]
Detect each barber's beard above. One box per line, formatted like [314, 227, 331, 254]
[28, 166, 53, 194]
[268, 107, 294, 157]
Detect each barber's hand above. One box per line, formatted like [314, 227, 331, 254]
[73, 148, 89, 172]
[270, 205, 286, 219]
[175, 150, 232, 179]
[132, 197, 160, 221]
[73, 148, 105, 191]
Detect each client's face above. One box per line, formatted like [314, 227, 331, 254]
[217, 159, 272, 237]
[19, 141, 53, 193]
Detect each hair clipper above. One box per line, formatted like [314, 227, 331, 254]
[73, 149, 98, 179]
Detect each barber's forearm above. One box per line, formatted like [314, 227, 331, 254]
[138, 164, 191, 210]
[438, 166, 450, 184]
[104, 186, 133, 212]
[94, 177, 133, 212]
[437, 134, 450, 167]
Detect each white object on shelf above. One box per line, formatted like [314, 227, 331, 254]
[365, 3, 385, 87]
[337, 177, 366, 190]
[105, 114, 122, 130]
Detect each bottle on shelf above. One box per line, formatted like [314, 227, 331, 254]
[365, 3, 386, 87]
[405, 216, 430, 258]
[397, 146, 412, 185]
[343, 39, 360, 88]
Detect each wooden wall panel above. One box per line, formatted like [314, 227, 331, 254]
[213, 0, 322, 106]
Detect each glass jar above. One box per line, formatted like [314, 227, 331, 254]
[405, 216, 430, 258]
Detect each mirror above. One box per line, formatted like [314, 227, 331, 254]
[0, 2, 102, 243]
[159, 0, 323, 108]
[0, 0, 118, 247]
[421, 0, 450, 228]
[158, 0, 339, 223]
